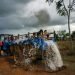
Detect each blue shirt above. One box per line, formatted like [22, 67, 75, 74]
[32, 37, 48, 50]
[3, 40, 10, 50]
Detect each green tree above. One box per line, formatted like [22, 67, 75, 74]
[71, 31, 75, 40]
[54, 31, 59, 41]
[46, 0, 75, 38]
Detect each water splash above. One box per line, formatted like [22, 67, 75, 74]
[45, 40, 63, 70]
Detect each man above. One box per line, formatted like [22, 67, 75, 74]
[2, 37, 10, 56]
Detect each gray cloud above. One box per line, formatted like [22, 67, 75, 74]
[35, 10, 50, 24]
[0, 0, 34, 30]
[0, 0, 75, 34]
[0, 16, 22, 29]
[14, 0, 32, 4]
[50, 17, 68, 25]
[0, 0, 15, 16]
[0, 0, 32, 16]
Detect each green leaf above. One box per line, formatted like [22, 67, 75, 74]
[46, 0, 48, 2]
[56, 1, 67, 16]
[56, 1, 62, 10]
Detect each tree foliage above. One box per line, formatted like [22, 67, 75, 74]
[46, 0, 68, 16]
[56, 0, 67, 16]
[71, 31, 75, 39]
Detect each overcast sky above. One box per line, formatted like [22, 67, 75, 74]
[0, 0, 75, 35]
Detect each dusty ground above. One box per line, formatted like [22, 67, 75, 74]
[0, 55, 75, 75]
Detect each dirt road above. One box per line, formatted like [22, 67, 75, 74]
[0, 56, 75, 75]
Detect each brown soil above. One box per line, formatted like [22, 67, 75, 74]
[0, 56, 75, 75]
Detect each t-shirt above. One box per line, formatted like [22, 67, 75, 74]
[32, 37, 48, 50]
[0, 41, 3, 46]
[3, 40, 10, 50]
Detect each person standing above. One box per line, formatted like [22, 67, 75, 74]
[0, 38, 3, 56]
[2, 37, 10, 56]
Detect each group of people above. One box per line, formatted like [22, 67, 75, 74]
[0, 30, 48, 56]
[0, 36, 14, 56]
[20, 29, 64, 71]
[0, 29, 65, 71]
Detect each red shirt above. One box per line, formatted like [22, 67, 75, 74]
[0, 41, 3, 46]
